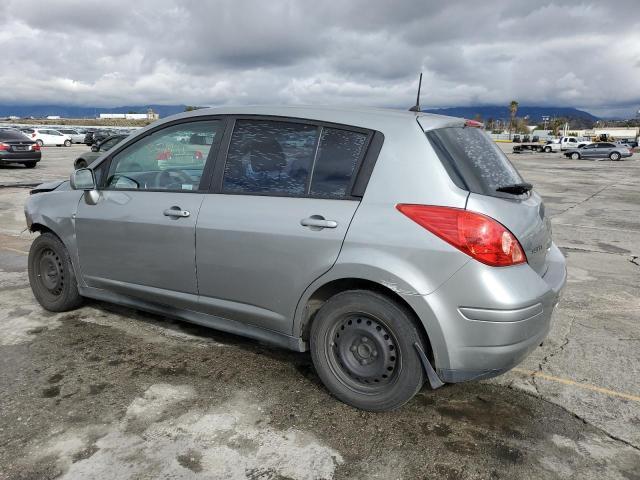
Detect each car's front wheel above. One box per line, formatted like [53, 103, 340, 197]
[74, 158, 87, 169]
[610, 152, 621, 161]
[544, 146, 552, 153]
[64, 139, 72, 147]
[310, 290, 426, 411]
[571, 152, 580, 160]
[36, 140, 44, 147]
[28, 232, 83, 312]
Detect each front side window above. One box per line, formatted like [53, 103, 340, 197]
[105, 120, 222, 191]
[222, 120, 318, 195]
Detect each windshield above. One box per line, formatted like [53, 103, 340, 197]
[427, 126, 525, 197]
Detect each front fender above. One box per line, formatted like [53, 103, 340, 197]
[25, 190, 85, 285]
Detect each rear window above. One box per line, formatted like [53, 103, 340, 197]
[427, 127, 524, 196]
[0, 130, 30, 141]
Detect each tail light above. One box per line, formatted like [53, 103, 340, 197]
[396, 204, 526, 267]
[464, 119, 484, 128]
[0, 143, 9, 151]
[32, 143, 41, 151]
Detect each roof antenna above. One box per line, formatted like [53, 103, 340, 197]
[409, 72, 423, 112]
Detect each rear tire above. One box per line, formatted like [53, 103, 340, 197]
[571, 152, 580, 160]
[310, 290, 426, 411]
[64, 140, 72, 147]
[24, 161, 37, 168]
[610, 152, 621, 161]
[28, 232, 83, 312]
[36, 140, 44, 147]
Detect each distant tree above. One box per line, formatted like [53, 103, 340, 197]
[184, 106, 204, 112]
[509, 100, 519, 139]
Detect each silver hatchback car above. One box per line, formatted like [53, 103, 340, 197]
[25, 106, 566, 411]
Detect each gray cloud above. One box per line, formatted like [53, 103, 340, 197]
[0, 0, 639, 116]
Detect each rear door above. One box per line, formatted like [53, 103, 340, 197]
[75, 118, 224, 308]
[425, 125, 552, 276]
[195, 118, 373, 333]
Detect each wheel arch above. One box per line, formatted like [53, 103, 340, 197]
[295, 276, 440, 364]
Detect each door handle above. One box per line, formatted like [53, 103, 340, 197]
[300, 216, 338, 229]
[163, 206, 190, 218]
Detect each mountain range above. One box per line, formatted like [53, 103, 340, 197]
[421, 106, 599, 123]
[0, 104, 600, 123]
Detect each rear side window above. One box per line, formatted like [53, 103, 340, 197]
[427, 127, 524, 196]
[310, 128, 367, 198]
[223, 120, 318, 196]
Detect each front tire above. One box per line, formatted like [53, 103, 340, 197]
[610, 152, 621, 161]
[310, 290, 426, 411]
[36, 140, 44, 147]
[571, 152, 580, 160]
[28, 232, 83, 312]
[74, 158, 87, 169]
[64, 139, 72, 147]
[544, 146, 552, 153]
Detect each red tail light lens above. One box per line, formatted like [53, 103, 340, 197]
[32, 143, 41, 151]
[0, 143, 9, 151]
[396, 204, 526, 267]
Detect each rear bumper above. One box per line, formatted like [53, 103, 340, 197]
[0, 152, 41, 163]
[403, 243, 567, 383]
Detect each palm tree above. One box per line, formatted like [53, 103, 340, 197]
[509, 101, 519, 139]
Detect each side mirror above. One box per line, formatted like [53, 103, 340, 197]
[91, 145, 99, 152]
[70, 168, 96, 190]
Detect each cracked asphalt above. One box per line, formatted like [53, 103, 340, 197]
[0, 144, 639, 479]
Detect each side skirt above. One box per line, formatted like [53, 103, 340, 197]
[78, 285, 307, 352]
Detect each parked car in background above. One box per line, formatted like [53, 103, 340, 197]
[84, 130, 111, 146]
[20, 128, 72, 147]
[83, 130, 96, 145]
[57, 128, 85, 144]
[74, 134, 127, 169]
[542, 139, 561, 152]
[616, 139, 638, 149]
[0, 129, 41, 168]
[564, 142, 632, 161]
[25, 106, 565, 411]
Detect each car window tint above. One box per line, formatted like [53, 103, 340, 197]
[105, 120, 221, 192]
[309, 128, 367, 198]
[222, 120, 318, 196]
[427, 127, 524, 196]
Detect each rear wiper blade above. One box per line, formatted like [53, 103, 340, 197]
[496, 182, 533, 195]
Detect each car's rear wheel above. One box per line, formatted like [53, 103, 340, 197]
[24, 161, 37, 168]
[610, 152, 621, 161]
[36, 140, 44, 147]
[571, 152, 580, 160]
[28, 232, 83, 312]
[544, 146, 552, 153]
[310, 290, 426, 411]
[64, 139, 72, 147]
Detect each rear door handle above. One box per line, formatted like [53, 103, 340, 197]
[163, 206, 190, 218]
[300, 216, 338, 229]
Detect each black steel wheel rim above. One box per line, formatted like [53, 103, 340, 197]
[326, 313, 400, 393]
[37, 248, 64, 296]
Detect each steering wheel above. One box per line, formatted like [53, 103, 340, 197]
[153, 169, 194, 190]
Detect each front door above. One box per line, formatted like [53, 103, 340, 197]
[196, 118, 372, 333]
[75, 118, 224, 309]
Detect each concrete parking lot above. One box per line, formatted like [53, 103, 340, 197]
[0, 144, 639, 479]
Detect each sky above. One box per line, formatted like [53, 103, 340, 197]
[0, 0, 639, 117]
